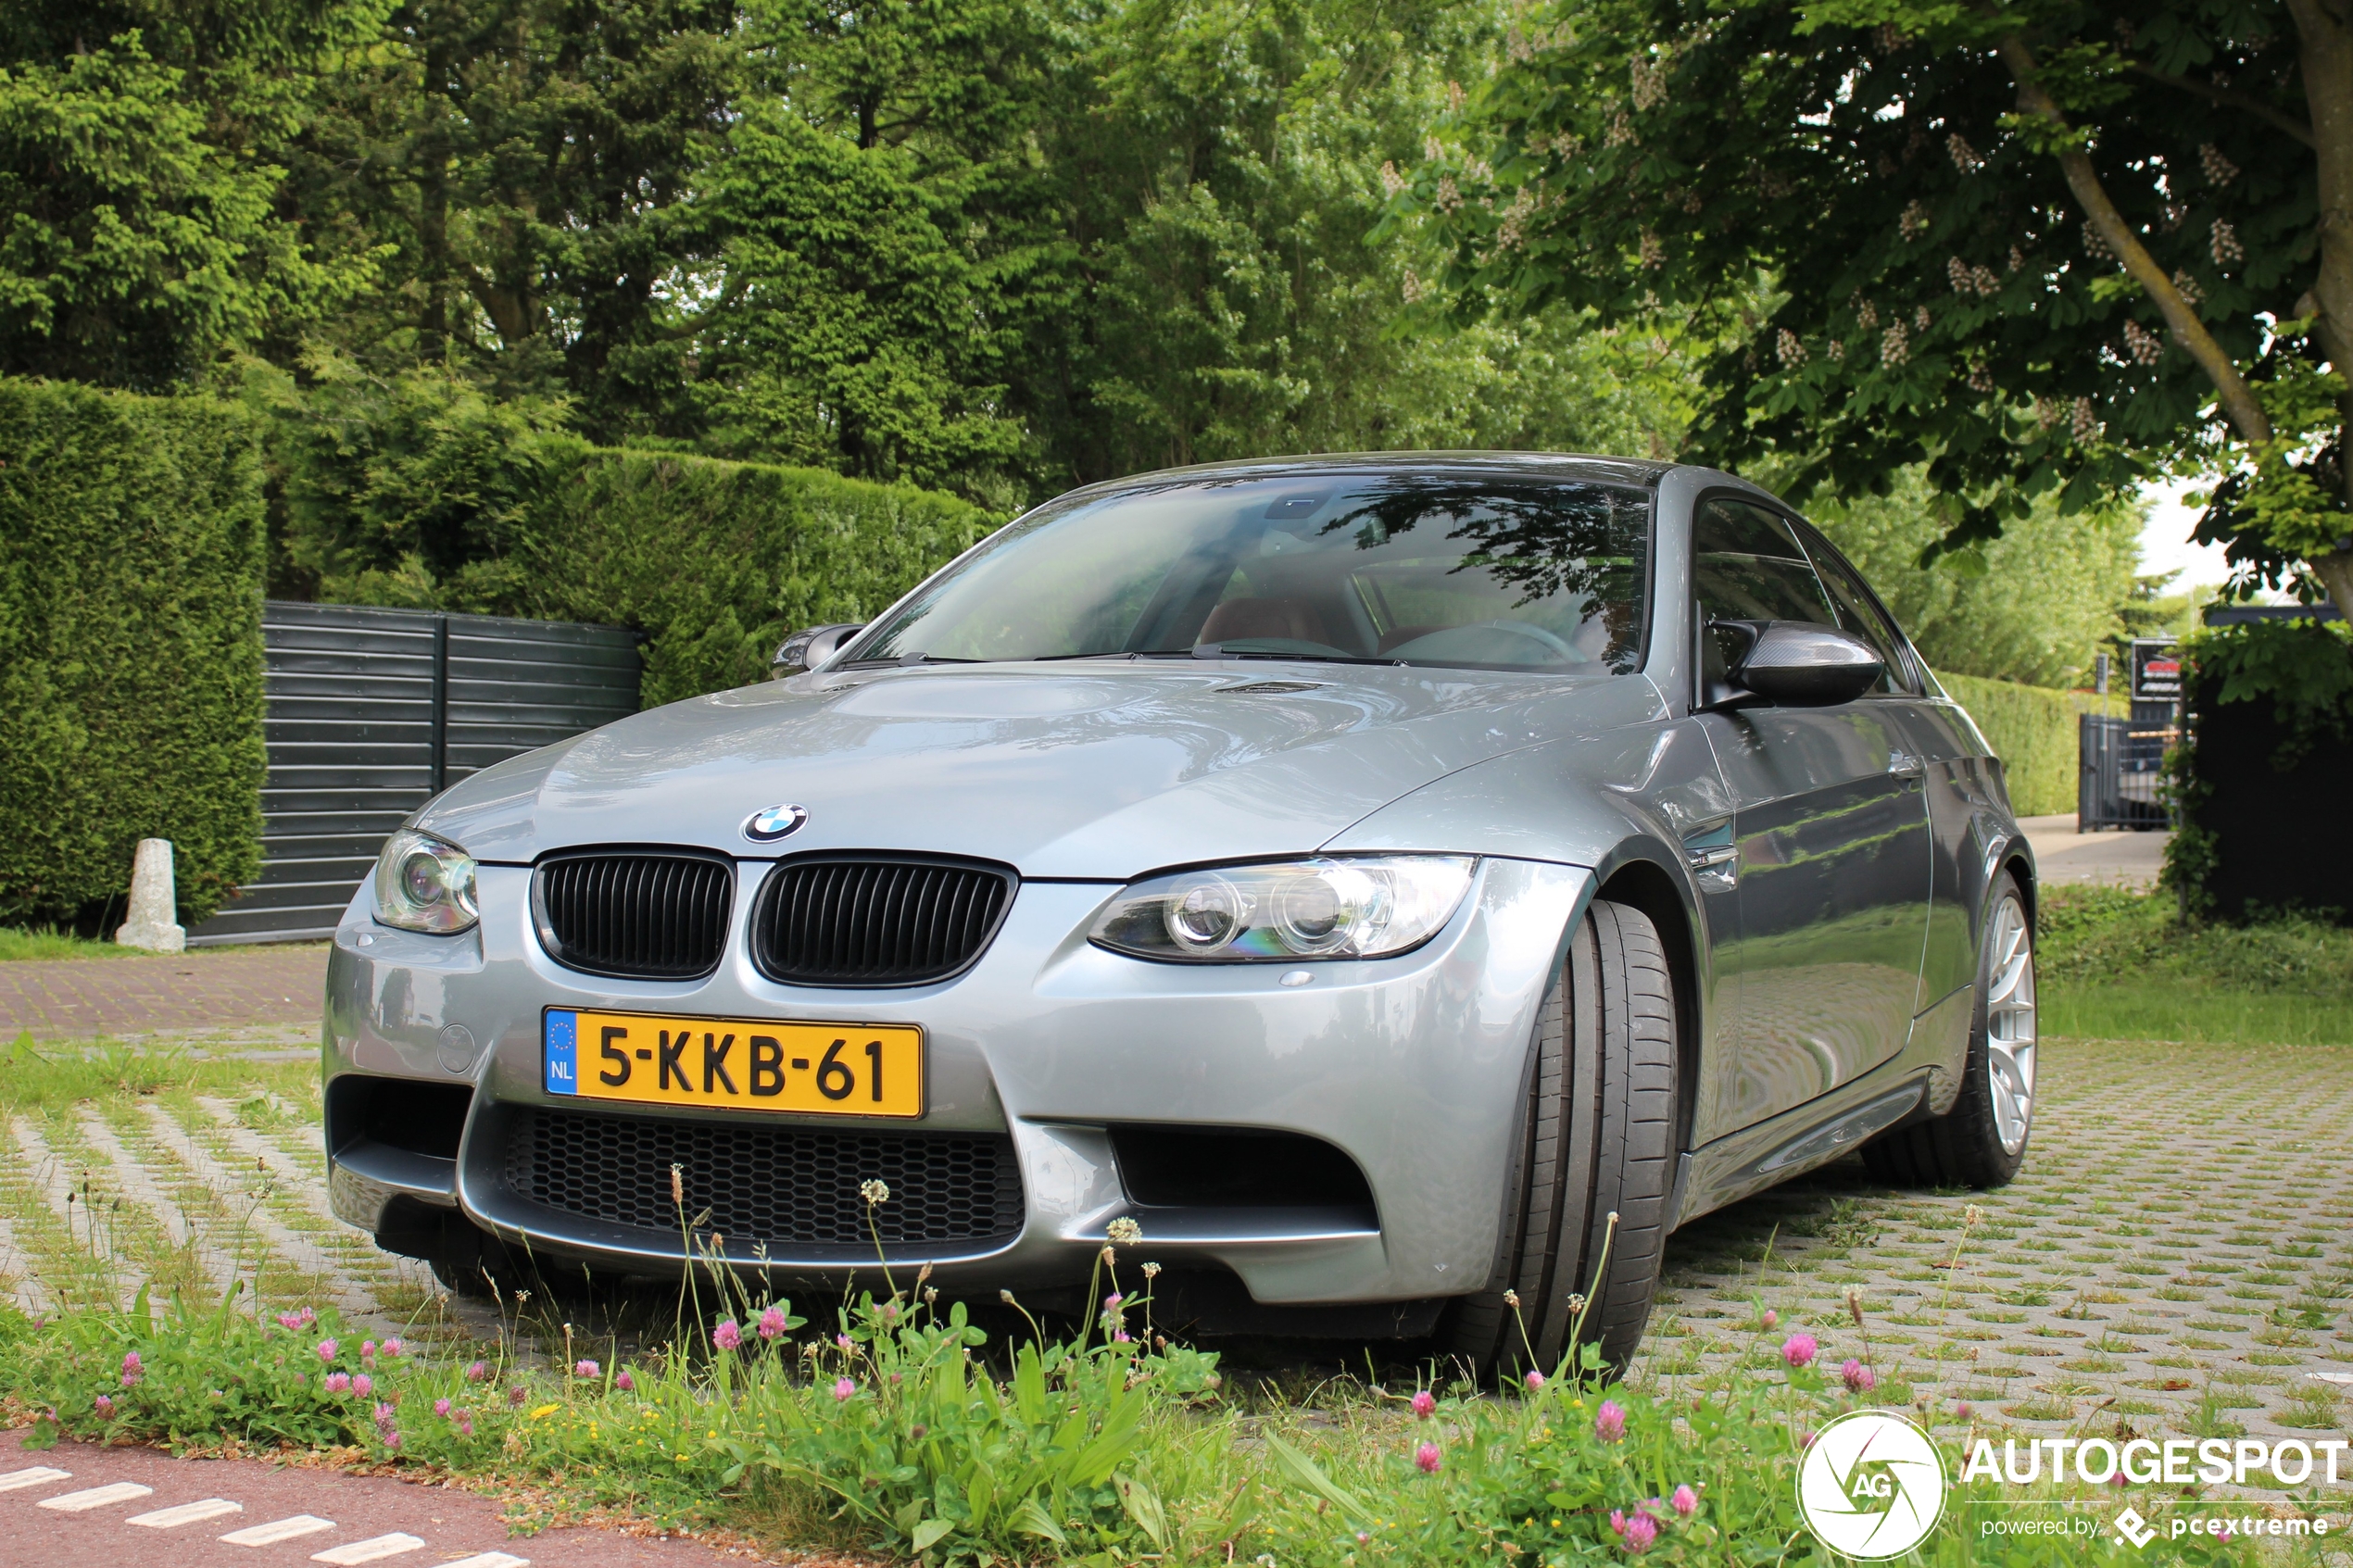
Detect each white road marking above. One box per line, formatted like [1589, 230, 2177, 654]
[440, 1554, 532, 1568]
[309, 1533, 427, 1563]
[76, 1110, 242, 1300]
[38, 1481, 153, 1511]
[0, 1466, 70, 1491]
[2309, 1371, 2353, 1386]
[221, 1514, 337, 1546]
[130, 1497, 245, 1527]
[136, 1102, 377, 1312]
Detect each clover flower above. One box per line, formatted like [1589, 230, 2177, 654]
[509, 1386, 527, 1407]
[1956, 1401, 1972, 1421]
[1411, 1389, 1437, 1420]
[1525, 1370, 1545, 1392]
[457, 1410, 475, 1437]
[1842, 1359, 1876, 1393]
[1782, 1332, 1818, 1368]
[1621, 1512, 1658, 1551]
[834, 1377, 857, 1402]
[1415, 1442, 1441, 1474]
[434, 1399, 452, 1417]
[361, 1339, 377, 1362]
[1762, 1309, 1777, 1329]
[380, 1337, 404, 1359]
[574, 1360, 600, 1379]
[317, 1338, 339, 1361]
[616, 1370, 635, 1393]
[1104, 1292, 1124, 1311]
[276, 1311, 306, 1331]
[1672, 1484, 1697, 1516]
[713, 1320, 743, 1350]
[467, 1361, 491, 1382]
[353, 1374, 374, 1397]
[94, 1394, 114, 1418]
[324, 1373, 353, 1394]
[758, 1305, 788, 1340]
[121, 1350, 142, 1375]
[1595, 1400, 1628, 1442]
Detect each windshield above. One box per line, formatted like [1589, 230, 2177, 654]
[848, 473, 1653, 674]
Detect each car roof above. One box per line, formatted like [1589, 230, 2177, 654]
[1058, 451, 1678, 502]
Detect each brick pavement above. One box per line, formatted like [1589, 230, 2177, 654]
[0, 948, 328, 1041]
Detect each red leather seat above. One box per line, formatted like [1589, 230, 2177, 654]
[1199, 597, 1333, 646]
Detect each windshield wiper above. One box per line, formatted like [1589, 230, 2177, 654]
[1214, 648, 1406, 666]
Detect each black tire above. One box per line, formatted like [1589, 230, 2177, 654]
[1438, 897, 1678, 1380]
[1863, 870, 2037, 1189]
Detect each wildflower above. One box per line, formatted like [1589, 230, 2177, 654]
[573, 1360, 599, 1379]
[1800, 1428, 1818, 1449]
[670, 1163, 685, 1204]
[1114, 1330, 1132, 1343]
[374, 1401, 396, 1424]
[434, 1399, 452, 1417]
[1671, 1484, 1697, 1516]
[1762, 1309, 1777, 1329]
[457, 1411, 474, 1437]
[276, 1311, 306, 1331]
[509, 1386, 527, 1407]
[1843, 1286, 1864, 1326]
[354, 1374, 374, 1397]
[1526, 1370, 1546, 1392]
[324, 1373, 353, 1394]
[757, 1305, 788, 1340]
[1415, 1442, 1442, 1474]
[616, 1370, 635, 1394]
[1141, 1262, 1161, 1279]
[383, 1431, 402, 1450]
[94, 1394, 114, 1418]
[361, 1339, 378, 1361]
[317, 1338, 339, 1361]
[713, 1320, 743, 1350]
[380, 1337, 403, 1359]
[297, 1306, 316, 1327]
[121, 1350, 142, 1374]
[1842, 1359, 1877, 1393]
[1411, 1389, 1437, 1420]
[860, 1178, 891, 1205]
[1105, 1292, 1124, 1311]
[467, 1361, 491, 1382]
[1622, 1512, 1659, 1551]
[1503, 1289, 1520, 1308]
[1782, 1333, 1818, 1369]
[999, 1289, 1017, 1305]
[833, 1377, 856, 1402]
[836, 1333, 854, 1349]
[1107, 1216, 1142, 1245]
[1956, 1401, 1972, 1421]
[1595, 1400, 1628, 1442]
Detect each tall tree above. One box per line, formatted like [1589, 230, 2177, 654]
[1403, 0, 2353, 613]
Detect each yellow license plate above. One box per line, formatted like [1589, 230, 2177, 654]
[542, 1008, 925, 1118]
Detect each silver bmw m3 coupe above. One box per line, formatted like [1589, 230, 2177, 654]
[324, 453, 2038, 1368]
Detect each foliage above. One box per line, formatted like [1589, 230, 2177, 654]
[0, 378, 265, 926]
[1812, 468, 2143, 688]
[1403, 0, 2343, 599]
[2179, 617, 2353, 756]
[2037, 885, 2353, 997]
[0, 927, 143, 960]
[1932, 671, 2108, 818]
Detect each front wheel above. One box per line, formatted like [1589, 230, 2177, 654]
[1863, 871, 2037, 1188]
[1438, 897, 1678, 1379]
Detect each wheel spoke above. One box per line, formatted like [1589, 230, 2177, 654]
[1984, 896, 2037, 1155]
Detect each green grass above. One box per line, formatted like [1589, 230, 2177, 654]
[0, 1033, 319, 1112]
[2037, 886, 2353, 1044]
[0, 924, 143, 960]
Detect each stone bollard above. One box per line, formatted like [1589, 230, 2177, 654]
[115, 838, 187, 953]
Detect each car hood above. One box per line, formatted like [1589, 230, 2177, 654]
[418, 662, 1667, 878]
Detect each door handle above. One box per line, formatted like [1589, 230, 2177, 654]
[1888, 751, 1926, 782]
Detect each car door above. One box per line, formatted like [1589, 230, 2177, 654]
[1687, 496, 1932, 1139]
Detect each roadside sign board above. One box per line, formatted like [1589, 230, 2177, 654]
[2131, 638, 2182, 701]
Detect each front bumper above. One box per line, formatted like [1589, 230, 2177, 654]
[324, 856, 1589, 1307]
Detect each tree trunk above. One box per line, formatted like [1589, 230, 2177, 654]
[2287, 0, 2353, 621]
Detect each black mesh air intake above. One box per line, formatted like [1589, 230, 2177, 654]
[503, 1107, 1025, 1249]
[533, 850, 735, 980]
[751, 855, 1014, 986]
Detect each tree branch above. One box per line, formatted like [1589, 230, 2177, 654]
[2126, 62, 2317, 149]
[1995, 33, 2274, 446]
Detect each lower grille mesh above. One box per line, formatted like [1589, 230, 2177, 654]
[504, 1108, 1025, 1249]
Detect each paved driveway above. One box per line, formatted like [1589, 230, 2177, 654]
[1640, 1034, 2353, 1446]
[0, 947, 327, 1043]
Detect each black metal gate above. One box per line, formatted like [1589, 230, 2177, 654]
[189, 602, 641, 946]
[2077, 713, 2175, 830]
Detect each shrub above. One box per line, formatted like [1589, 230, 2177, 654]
[1933, 670, 2112, 819]
[0, 378, 266, 925]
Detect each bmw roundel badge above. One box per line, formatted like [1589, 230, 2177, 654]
[744, 803, 809, 843]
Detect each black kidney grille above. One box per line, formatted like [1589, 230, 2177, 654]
[504, 1107, 1025, 1249]
[754, 858, 1013, 985]
[535, 853, 734, 980]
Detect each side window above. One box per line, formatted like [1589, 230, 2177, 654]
[1692, 497, 1837, 697]
[1790, 523, 1918, 695]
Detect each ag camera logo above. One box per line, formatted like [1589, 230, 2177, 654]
[1796, 1410, 1946, 1560]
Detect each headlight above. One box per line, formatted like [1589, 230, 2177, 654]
[372, 829, 480, 934]
[1089, 855, 1475, 962]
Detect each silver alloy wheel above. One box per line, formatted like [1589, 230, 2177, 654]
[1985, 893, 2037, 1156]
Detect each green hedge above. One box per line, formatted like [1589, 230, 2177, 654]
[1933, 670, 2118, 818]
[520, 449, 991, 706]
[0, 380, 267, 926]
